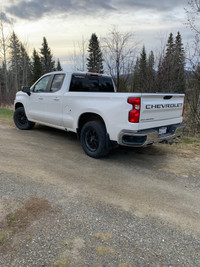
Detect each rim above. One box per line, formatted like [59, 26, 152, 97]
[17, 111, 28, 126]
[85, 129, 99, 152]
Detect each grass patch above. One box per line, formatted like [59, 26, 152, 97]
[96, 246, 115, 256]
[0, 231, 13, 244]
[166, 135, 200, 157]
[94, 232, 112, 241]
[180, 136, 200, 145]
[52, 257, 71, 267]
[118, 264, 129, 267]
[8, 215, 15, 224]
[0, 232, 7, 244]
[0, 108, 14, 122]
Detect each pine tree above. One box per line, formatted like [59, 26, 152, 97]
[19, 43, 31, 86]
[147, 51, 155, 92]
[156, 56, 164, 91]
[157, 32, 185, 92]
[139, 46, 148, 92]
[9, 31, 21, 92]
[32, 49, 42, 83]
[56, 59, 62, 71]
[132, 57, 140, 91]
[174, 32, 186, 92]
[40, 37, 55, 74]
[163, 33, 175, 91]
[87, 33, 103, 73]
[166, 33, 175, 58]
[132, 47, 155, 92]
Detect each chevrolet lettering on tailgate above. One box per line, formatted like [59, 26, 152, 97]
[146, 103, 183, 109]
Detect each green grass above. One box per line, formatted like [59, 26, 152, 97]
[180, 136, 200, 145]
[0, 232, 7, 244]
[8, 214, 15, 223]
[52, 257, 71, 267]
[0, 108, 14, 122]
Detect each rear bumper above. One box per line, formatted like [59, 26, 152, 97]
[118, 123, 184, 147]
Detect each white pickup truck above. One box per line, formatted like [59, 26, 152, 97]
[14, 71, 184, 158]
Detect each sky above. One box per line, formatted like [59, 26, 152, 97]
[1, 0, 194, 71]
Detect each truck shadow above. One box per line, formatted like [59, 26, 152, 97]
[33, 124, 78, 142]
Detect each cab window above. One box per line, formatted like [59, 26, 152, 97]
[50, 74, 65, 92]
[69, 74, 115, 92]
[69, 74, 89, 92]
[33, 75, 52, 93]
[99, 77, 114, 92]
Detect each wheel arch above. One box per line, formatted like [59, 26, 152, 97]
[15, 102, 24, 110]
[77, 112, 107, 138]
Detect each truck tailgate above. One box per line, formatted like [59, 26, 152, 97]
[140, 94, 184, 123]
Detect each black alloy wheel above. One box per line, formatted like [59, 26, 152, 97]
[14, 107, 35, 130]
[80, 120, 109, 158]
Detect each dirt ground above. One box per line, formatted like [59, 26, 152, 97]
[0, 121, 200, 266]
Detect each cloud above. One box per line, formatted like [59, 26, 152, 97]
[0, 12, 13, 24]
[5, 0, 187, 20]
[115, 0, 186, 12]
[6, 0, 115, 20]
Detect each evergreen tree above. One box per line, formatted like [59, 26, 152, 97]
[132, 47, 155, 92]
[9, 31, 21, 92]
[166, 33, 175, 58]
[163, 33, 175, 91]
[174, 32, 186, 92]
[56, 59, 62, 71]
[132, 57, 140, 91]
[157, 32, 185, 92]
[139, 46, 148, 92]
[19, 43, 31, 86]
[156, 55, 164, 91]
[32, 49, 42, 83]
[40, 37, 55, 74]
[87, 33, 104, 73]
[147, 51, 155, 92]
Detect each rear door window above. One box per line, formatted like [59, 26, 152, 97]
[50, 74, 65, 92]
[69, 74, 89, 92]
[99, 77, 114, 92]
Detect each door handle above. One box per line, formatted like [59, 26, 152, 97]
[38, 97, 43, 100]
[53, 98, 60, 101]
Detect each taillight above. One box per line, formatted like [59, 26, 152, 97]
[182, 97, 185, 117]
[128, 97, 141, 123]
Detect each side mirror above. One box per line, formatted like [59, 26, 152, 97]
[22, 86, 31, 96]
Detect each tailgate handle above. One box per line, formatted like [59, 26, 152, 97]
[163, 96, 173, 100]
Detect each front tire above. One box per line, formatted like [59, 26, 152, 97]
[14, 107, 35, 130]
[80, 121, 109, 158]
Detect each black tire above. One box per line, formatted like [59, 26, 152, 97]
[14, 107, 35, 130]
[80, 120, 109, 158]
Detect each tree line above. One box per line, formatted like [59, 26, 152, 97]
[0, 29, 186, 98]
[0, 30, 62, 103]
[86, 31, 186, 93]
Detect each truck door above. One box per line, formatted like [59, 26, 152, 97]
[27, 74, 65, 126]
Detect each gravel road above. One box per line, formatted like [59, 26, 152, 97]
[0, 122, 200, 266]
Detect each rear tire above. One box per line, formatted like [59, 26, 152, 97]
[80, 121, 109, 158]
[14, 107, 35, 130]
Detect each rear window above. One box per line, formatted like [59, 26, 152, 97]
[69, 74, 114, 92]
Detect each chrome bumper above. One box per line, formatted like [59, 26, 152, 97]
[118, 124, 184, 147]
